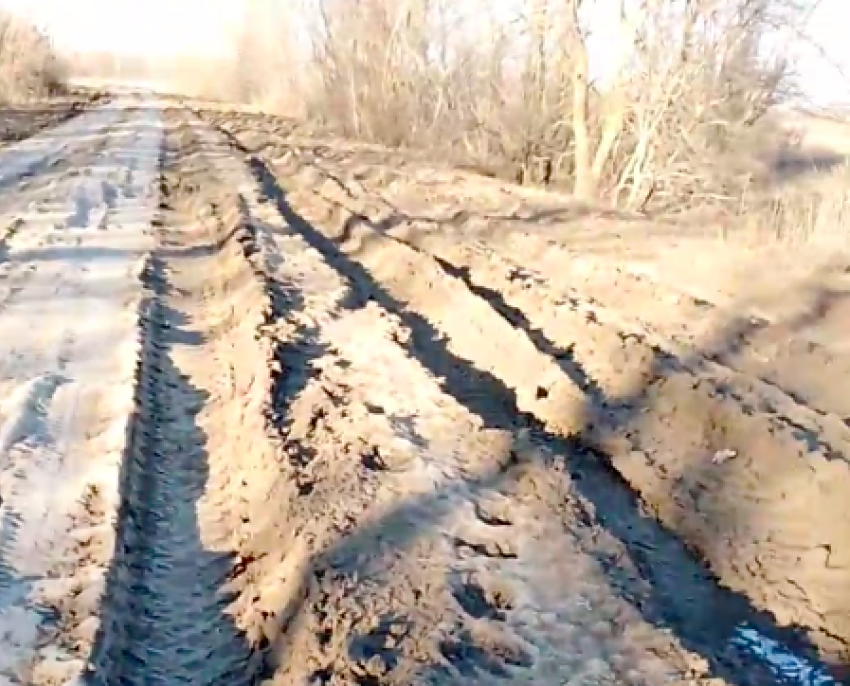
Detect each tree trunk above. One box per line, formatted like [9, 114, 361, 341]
[568, 0, 594, 200]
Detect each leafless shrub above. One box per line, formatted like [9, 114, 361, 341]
[260, 0, 801, 213]
[144, 0, 838, 241]
[600, 1, 800, 212]
[0, 11, 65, 102]
[68, 0, 840, 239]
[727, 110, 850, 243]
[298, 0, 555, 177]
[735, 162, 850, 242]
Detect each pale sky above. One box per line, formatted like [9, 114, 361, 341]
[2, 0, 850, 104]
[1, 0, 244, 56]
[789, 0, 850, 104]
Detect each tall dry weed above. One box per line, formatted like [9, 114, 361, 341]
[0, 12, 64, 102]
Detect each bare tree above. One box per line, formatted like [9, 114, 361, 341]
[91, 0, 815, 221]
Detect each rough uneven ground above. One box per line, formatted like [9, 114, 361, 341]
[0, 94, 846, 685]
[0, 89, 108, 146]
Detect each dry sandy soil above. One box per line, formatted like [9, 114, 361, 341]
[0, 94, 846, 685]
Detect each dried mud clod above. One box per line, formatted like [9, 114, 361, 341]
[473, 497, 515, 527]
[451, 571, 516, 621]
[362, 444, 416, 473]
[438, 623, 534, 679]
[453, 531, 519, 560]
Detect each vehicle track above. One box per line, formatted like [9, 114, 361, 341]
[197, 110, 850, 683]
[235, 125, 850, 424]
[0, 111, 127, 319]
[192, 116, 729, 686]
[85, 111, 280, 685]
[1, 98, 836, 686]
[0, 102, 161, 685]
[0, 92, 109, 146]
[220, 125, 850, 676]
[183, 112, 850, 685]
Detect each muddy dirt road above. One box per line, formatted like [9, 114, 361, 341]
[0, 95, 846, 685]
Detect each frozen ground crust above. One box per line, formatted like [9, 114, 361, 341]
[0, 100, 162, 684]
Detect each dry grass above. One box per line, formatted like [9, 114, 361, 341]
[0, 12, 65, 102]
[732, 116, 850, 243]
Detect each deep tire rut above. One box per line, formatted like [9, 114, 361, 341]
[91, 259, 251, 685]
[85, 111, 277, 685]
